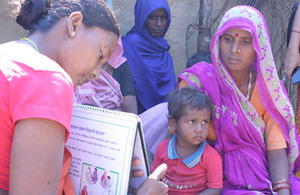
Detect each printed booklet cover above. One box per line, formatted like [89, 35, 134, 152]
[66, 104, 149, 195]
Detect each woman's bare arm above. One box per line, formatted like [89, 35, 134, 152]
[267, 148, 290, 195]
[9, 118, 66, 195]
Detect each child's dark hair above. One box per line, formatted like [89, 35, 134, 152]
[11, 0, 120, 36]
[167, 86, 213, 121]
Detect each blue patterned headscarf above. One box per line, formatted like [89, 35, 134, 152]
[122, 0, 176, 114]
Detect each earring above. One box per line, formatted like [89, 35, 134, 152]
[237, 49, 241, 53]
[168, 123, 176, 134]
[70, 31, 75, 38]
[168, 125, 174, 134]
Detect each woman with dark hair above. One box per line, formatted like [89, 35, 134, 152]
[179, 5, 300, 194]
[0, 0, 167, 194]
[122, 0, 176, 114]
[74, 37, 138, 114]
[0, 0, 119, 194]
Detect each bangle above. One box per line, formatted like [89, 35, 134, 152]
[292, 30, 300, 34]
[272, 179, 291, 191]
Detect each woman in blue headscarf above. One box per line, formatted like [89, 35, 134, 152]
[122, 0, 176, 114]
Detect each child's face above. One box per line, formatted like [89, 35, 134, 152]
[175, 108, 211, 147]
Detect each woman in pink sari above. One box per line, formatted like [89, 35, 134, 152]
[178, 5, 300, 194]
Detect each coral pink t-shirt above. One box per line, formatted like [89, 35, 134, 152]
[0, 43, 73, 191]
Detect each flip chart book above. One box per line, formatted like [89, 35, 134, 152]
[66, 103, 149, 195]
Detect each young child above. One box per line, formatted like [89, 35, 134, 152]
[150, 86, 222, 195]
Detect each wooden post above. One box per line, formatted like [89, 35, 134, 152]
[197, 0, 212, 51]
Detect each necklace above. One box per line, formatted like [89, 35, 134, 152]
[103, 62, 109, 71]
[21, 37, 39, 53]
[245, 69, 252, 100]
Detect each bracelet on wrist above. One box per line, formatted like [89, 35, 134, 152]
[272, 179, 291, 191]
